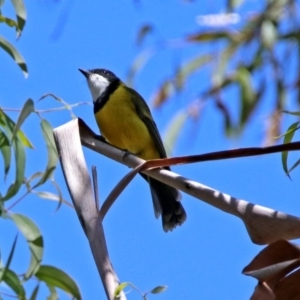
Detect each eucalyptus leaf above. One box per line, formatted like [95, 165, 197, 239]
[9, 213, 43, 279]
[35, 265, 81, 300]
[0, 35, 27, 77]
[11, 0, 26, 34]
[11, 99, 35, 143]
[0, 268, 26, 299]
[0, 129, 11, 177]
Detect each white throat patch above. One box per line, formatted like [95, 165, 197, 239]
[87, 74, 110, 102]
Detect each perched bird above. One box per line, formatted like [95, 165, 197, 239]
[79, 68, 186, 231]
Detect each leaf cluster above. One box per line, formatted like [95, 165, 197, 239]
[130, 0, 300, 148]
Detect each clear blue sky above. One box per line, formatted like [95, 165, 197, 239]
[1, 0, 300, 299]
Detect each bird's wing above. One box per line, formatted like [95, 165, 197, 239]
[124, 85, 168, 160]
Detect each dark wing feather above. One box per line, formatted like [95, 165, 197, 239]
[123, 85, 168, 162]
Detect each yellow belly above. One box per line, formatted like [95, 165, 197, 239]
[95, 88, 160, 161]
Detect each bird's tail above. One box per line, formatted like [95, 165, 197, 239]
[141, 174, 186, 232]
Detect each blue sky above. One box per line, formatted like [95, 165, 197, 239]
[1, 0, 300, 299]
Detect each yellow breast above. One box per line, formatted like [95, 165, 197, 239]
[94, 85, 160, 160]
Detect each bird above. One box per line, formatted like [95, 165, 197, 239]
[79, 68, 186, 231]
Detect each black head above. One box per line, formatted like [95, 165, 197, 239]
[79, 68, 120, 103]
[79, 68, 118, 82]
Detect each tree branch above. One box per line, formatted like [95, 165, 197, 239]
[53, 120, 125, 300]
[77, 118, 300, 245]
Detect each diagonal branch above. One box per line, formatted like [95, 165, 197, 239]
[77, 118, 300, 245]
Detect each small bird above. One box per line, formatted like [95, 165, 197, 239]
[79, 68, 186, 231]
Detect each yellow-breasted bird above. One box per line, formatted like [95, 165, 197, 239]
[79, 68, 186, 231]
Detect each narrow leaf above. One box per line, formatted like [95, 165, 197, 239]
[9, 213, 43, 279]
[0, 109, 33, 148]
[0, 35, 27, 77]
[0, 235, 18, 282]
[0, 268, 26, 299]
[29, 284, 40, 300]
[288, 158, 300, 174]
[235, 67, 257, 129]
[0, 129, 11, 176]
[11, 99, 35, 143]
[11, 0, 26, 34]
[35, 120, 58, 186]
[35, 265, 81, 300]
[1, 137, 25, 201]
[281, 122, 300, 176]
[186, 31, 233, 42]
[150, 285, 168, 294]
[114, 282, 131, 298]
[51, 179, 70, 210]
[136, 24, 153, 46]
[35, 190, 72, 209]
[281, 110, 300, 116]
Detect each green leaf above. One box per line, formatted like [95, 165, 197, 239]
[35, 189, 72, 210]
[288, 158, 300, 174]
[281, 110, 300, 116]
[0, 35, 27, 77]
[35, 265, 81, 300]
[35, 191, 61, 201]
[51, 179, 71, 210]
[34, 120, 57, 186]
[1, 137, 25, 201]
[215, 96, 235, 136]
[115, 282, 131, 298]
[136, 24, 153, 46]
[29, 284, 40, 300]
[281, 122, 300, 176]
[212, 44, 238, 86]
[0, 109, 33, 148]
[0, 235, 18, 282]
[186, 31, 233, 42]
[11, 99, 35, 143]
[150, 285, 168, 294]
[279, 31, 300, 40]
[163, 110, 189, 156]
[235, 67, 258, 130]
[11, 0, 26, 34]
[0, 129, 11, 176]
[25, 172, 44, 190]
[0, 268, 26, 299]
[9, 213, 43, 279]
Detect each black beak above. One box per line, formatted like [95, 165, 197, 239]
[78, 68, 90, 78]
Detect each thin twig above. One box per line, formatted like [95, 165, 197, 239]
[1, 102, 91, 113]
